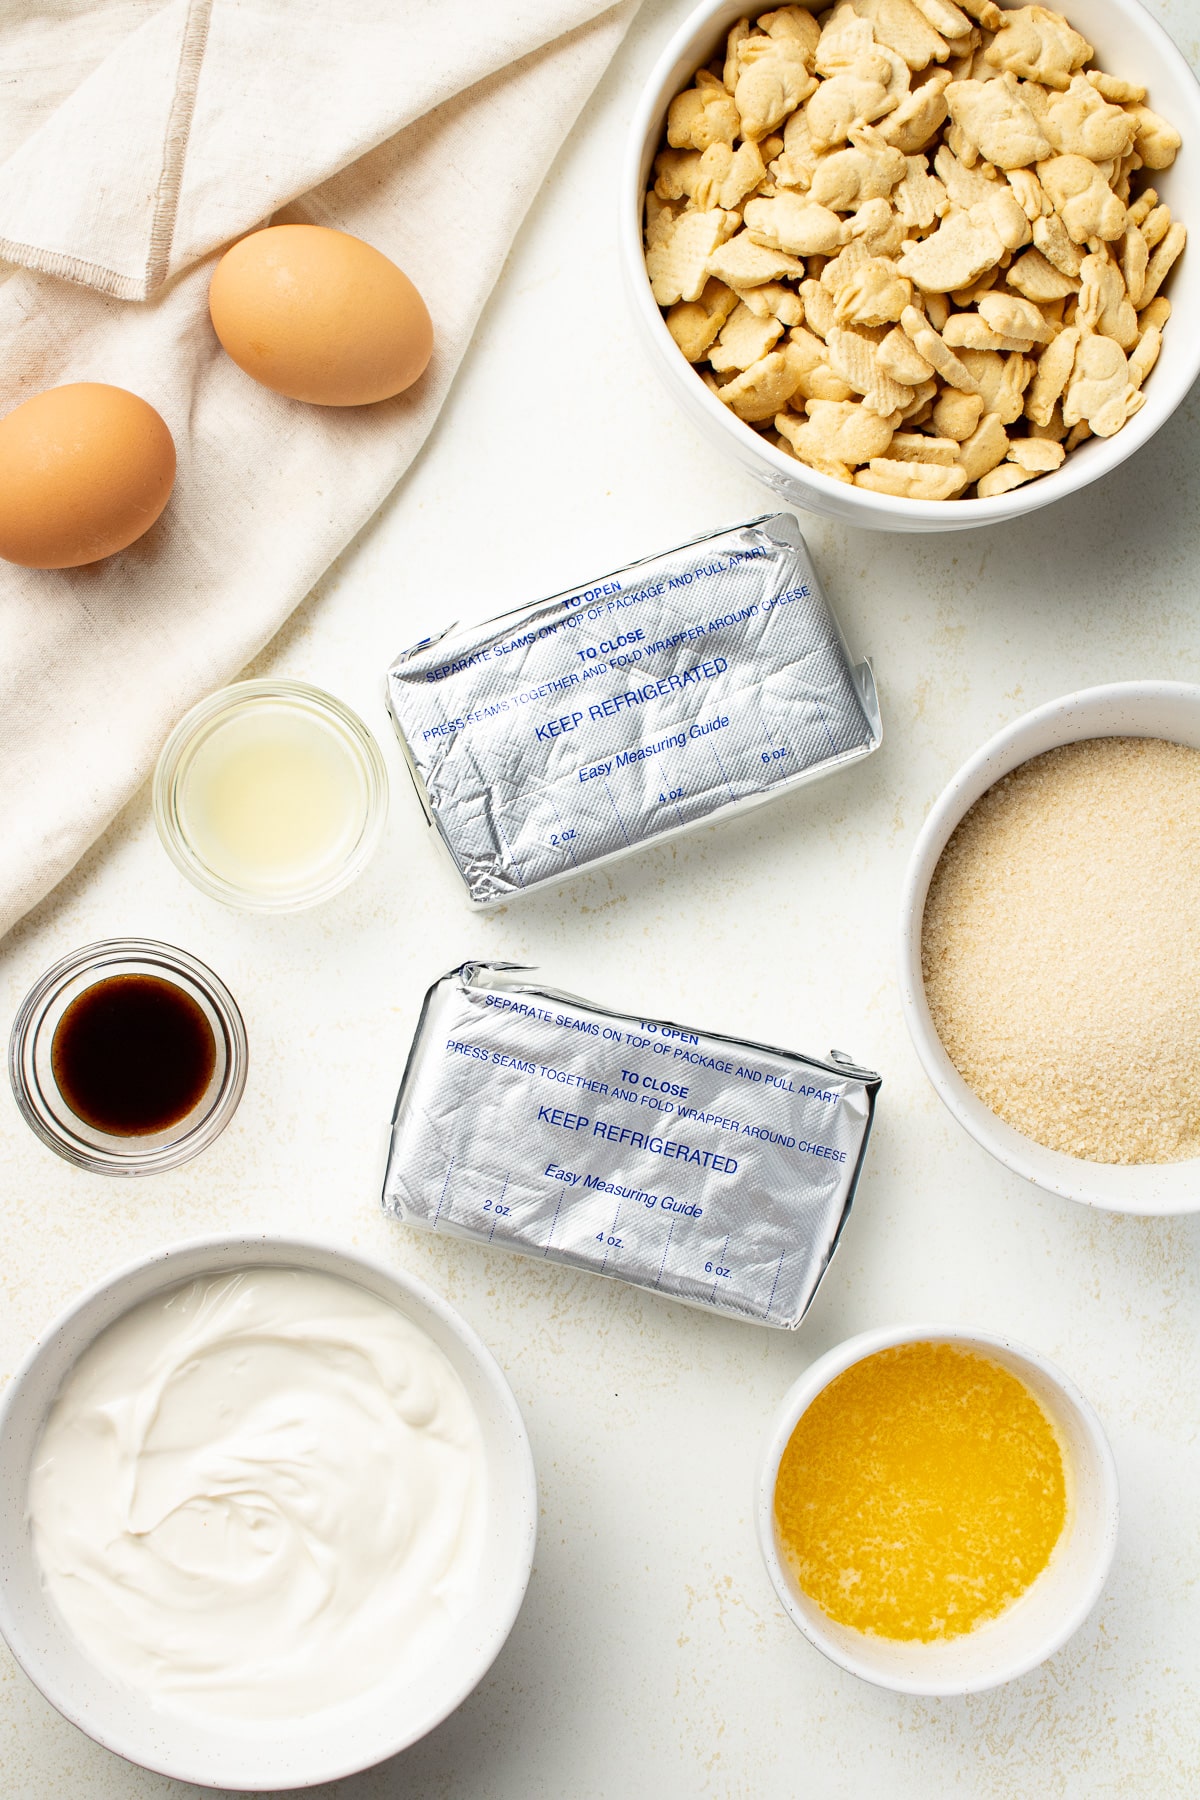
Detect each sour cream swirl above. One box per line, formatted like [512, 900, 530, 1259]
[29, 1267, 486, 1721]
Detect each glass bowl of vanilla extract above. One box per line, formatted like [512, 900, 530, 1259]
[9, 940, 247, 1175]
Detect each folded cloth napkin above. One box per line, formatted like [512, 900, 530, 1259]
[0, 0, 640, 939]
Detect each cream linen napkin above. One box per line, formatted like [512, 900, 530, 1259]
[0, 0, 641, 938]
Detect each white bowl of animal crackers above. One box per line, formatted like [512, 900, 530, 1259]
[621, 0, 1200, 531]
[0, 1235, 538, 1789]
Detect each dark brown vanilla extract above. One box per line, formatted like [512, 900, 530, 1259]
[51, 975, 217, 1136]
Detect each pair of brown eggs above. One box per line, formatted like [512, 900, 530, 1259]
[0, 226, 433, 570]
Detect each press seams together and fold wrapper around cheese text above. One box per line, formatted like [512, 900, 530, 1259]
[644, 1, 1184, 499]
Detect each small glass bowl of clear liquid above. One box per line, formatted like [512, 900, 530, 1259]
[154, 680, 388, 912]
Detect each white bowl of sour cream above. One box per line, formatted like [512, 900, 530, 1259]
[0, 1235, 537, 1790]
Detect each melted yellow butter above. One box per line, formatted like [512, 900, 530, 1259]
[775, 1342, 1067, 1642]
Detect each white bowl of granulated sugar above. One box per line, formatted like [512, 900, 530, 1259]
[899, 681, 1200, 1214]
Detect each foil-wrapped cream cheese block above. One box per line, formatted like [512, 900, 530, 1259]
[383, 964, 881, 1330]
[386, 515, 881, 905]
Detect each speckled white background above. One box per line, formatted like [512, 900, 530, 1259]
[3, 1, 1200, 1793]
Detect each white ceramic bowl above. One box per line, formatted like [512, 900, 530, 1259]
[757, 1324, 1119, 1694]
[899, 680, 1200, 1213]
[0, 1235, 537, 1791]
[621, 0, 1200, 532]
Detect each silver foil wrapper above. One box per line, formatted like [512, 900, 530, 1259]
[386, 514, 881, 905]
[383, 963, 881, 1330]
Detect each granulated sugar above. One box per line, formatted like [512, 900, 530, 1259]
[922, 737, 1200, 1165]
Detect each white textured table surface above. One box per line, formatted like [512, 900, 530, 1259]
[4, 3, 1200, 1794]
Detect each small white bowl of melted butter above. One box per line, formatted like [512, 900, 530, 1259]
[0, 1235, 537, 1790]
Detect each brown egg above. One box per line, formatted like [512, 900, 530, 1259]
[208, 225, 434, 406]
[0, 384, 176, 569]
